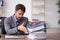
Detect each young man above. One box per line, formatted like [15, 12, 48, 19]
[4, 4, 28, 35]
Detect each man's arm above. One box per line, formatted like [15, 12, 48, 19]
[17, 17, 29, 33]
[4, 18, 18, 35]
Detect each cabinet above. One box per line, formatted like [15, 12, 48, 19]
[31, 0, 45, 22]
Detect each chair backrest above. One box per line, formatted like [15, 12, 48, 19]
[0, 17, 6, 34]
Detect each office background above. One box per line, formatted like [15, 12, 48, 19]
[0, 0, 59, 28]
[0, 0, 60, 40]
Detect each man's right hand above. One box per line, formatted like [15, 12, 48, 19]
[17, 23, 27, 33]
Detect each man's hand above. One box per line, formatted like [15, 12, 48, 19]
[17, 23, 27, 33]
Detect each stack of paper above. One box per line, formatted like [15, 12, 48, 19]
[27, 31, 46, 39]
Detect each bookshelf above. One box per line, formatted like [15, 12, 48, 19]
[31, 0, 45, 22]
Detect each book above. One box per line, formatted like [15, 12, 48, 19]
[27, 21, 45, 33]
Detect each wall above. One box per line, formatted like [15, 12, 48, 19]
[3, 0, 31, 21]
[45, 0, 59, 28]
[0, 8, 3, 17]
[0, 0, 4, 17]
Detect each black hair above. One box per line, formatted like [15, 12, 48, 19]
[15, 4, 26, 13]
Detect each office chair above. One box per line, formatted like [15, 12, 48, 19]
[1, 17, 6, 34]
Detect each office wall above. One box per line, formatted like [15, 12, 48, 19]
[0, 8, 3, 17]
[3, 0, 31, 21]
[45, 0, 59, 28]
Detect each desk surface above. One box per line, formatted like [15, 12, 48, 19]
[0, 34, 46, 40]
[0, 35, 30, 40]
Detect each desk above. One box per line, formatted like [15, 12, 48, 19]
[0, 34, 46, 40]
[0, 35, 30, 40]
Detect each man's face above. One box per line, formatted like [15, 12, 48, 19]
[15, 9, 24, 20]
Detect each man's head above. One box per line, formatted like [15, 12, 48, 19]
[15, 4, 26, 20]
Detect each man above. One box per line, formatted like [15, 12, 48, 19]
[4, 4, 28, 35]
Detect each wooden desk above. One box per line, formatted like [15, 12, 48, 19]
[0, 35, 30, 40]
[0, 34, 46, 40]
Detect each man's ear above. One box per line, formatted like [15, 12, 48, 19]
[15, 10, 17, 13]
[15, 10, 16, 13]
[14, 10, 17, 16]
